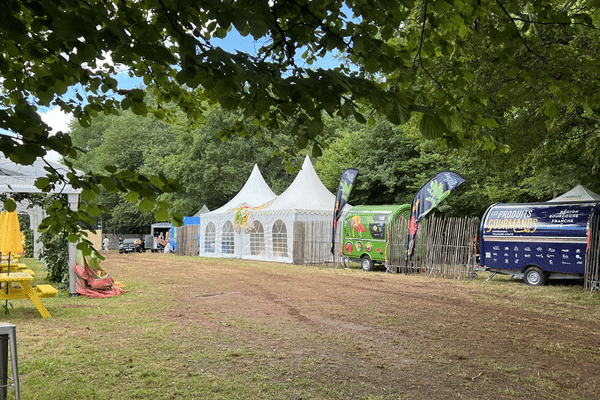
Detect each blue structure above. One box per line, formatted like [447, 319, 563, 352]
[170, 216, 201, 252]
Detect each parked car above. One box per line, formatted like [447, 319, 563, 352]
[119, 238, 144, 253]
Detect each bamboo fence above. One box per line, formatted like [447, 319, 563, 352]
[293, 220, 341, 266]
[585, 213, 600, 291]
[387, 215, 480, 280]
[291, 215, 479, 281]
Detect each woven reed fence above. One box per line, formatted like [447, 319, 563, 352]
[293, 220, 343, 266]
[387, 215, 480, 280]
[176, 225, 200, 256]
[291, 215, 479, 280]
[585, 213, 600, 291]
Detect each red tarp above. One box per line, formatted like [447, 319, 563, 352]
[74, 262, 128, 298]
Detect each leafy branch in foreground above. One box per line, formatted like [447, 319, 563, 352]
[1, 0, 599, 244]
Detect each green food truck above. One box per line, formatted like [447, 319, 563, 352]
[341, 204, 411, 271]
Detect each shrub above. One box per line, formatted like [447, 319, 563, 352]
[38, 230, 69, 290]
[18, 213, 34, 258]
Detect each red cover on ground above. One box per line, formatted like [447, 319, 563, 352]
[74, 262, 128, 298]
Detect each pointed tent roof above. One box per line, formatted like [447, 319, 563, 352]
[262, 155, 335, 212]
[194, 205, 211, 216]
[209, 164, 276, 214]
[547, 185, 600, 202]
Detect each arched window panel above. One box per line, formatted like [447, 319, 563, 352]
[272, 219, 288, 257]
[222, 221, 235, 255]
[205, 222, 216, 253]
[250, 221, 265, 256]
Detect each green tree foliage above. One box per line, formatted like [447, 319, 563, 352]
[2, 0, 599, 250]
[69, 102, 302, 228]
[18, 213, 34, 258]
[316, 117, 482, 215]
[69, 103, 182, 232]
[160, 104, 303, 215]
[38, 229, 69, 289]
[399, 0, 600, 200]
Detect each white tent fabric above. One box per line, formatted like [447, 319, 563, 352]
[251, 155, 338, 263]
[199, 156, 340, 263]
[210, 164, 277, 214]
[547, 185, 600, 202]
[199, 164, 277, 259]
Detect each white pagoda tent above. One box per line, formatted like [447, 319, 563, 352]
[251, 155, 339, 263]
[198, 156, 344, 264]
[198, 164, 277, 258]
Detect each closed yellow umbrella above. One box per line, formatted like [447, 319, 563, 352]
[0, 209, 23, 257]
[0, 210, 6, 260]
[0, 209, 23, 310]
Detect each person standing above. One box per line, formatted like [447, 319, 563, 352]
[102, 236, 110, 254]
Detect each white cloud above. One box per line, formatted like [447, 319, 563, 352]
[39, 107, 73, 134]
[38, 107, 73, 162]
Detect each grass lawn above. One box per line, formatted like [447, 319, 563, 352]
[2, 255, 599, 400]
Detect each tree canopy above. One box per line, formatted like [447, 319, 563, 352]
[68, 101, 303, 232]
[2, 0, 600, 251]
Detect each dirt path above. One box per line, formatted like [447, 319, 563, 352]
[102, 252, 600, 399]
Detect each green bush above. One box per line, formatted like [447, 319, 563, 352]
[18, 213, 34, 258]
[38, 230, 69, 290]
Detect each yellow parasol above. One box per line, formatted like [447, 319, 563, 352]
[0, 211, 6, 255]
[0, 208, 24, 312]
[0, 209, 24, 258]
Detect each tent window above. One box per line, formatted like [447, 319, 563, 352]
[205, 222, 216, 253]
[272, 220, 288, 257]
[250, 221, 265, 256]
[222, 221, 234, 254]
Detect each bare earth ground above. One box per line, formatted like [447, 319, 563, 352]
[21, 253, 600, 399]
[114, 253, 600, 399]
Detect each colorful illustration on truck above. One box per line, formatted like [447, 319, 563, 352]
[350, 215, 366, 236]
[345, 241, 354, 254]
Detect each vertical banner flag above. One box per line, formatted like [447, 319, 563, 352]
[407, 171, 466, 259]
[331, 168, 359, 254]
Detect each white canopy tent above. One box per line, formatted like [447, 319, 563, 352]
[198, 164, 277, 259]
[199, 156, 342, 263]
[0, 155, 81, 295]
[251, 155, 339, 263]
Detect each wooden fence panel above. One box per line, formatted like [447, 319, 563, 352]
[177, 225, 199, 256]
[585, 213, 600, 291]
[387, 215, 479, 280]
[293, 220, 343, 266]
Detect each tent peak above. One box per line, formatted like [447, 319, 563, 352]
[548, 185, 600, 202]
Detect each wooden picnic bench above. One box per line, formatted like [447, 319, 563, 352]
[0, 263, 35, 276]
[0, 271, 57, 318]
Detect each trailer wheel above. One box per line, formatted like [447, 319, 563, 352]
[524, 267, 546, 286]
[361, 255, 374, 271]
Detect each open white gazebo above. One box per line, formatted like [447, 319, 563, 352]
[0, 156, 81, 296]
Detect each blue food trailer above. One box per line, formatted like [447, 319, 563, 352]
[478, 201, 600, 285]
